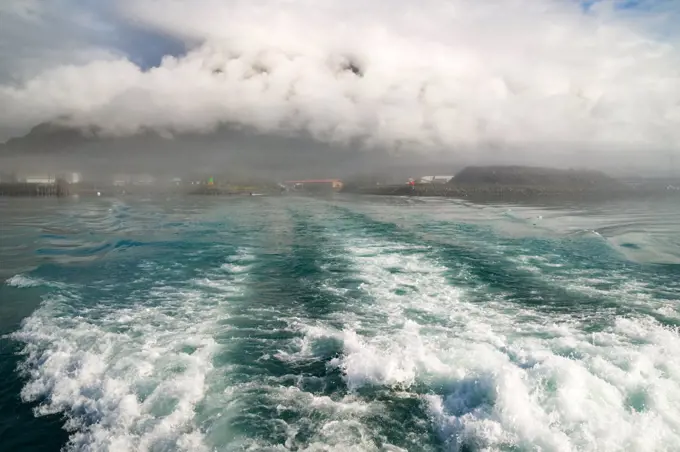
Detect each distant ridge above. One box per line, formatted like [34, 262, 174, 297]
[0, 120, 388, 178]
[0, 122, 152, 156]
[451, 165, 625, 191]
[343, 164, 658, 201]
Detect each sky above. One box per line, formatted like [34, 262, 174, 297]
[0, 0, 679, 171]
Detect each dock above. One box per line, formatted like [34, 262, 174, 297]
[0, 180, 70, 197]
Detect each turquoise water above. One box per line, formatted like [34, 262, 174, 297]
[1, 194, 679, 451]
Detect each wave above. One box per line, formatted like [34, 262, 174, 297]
[5, 196, 680, 451]
[9, 248, 256, 451]
[5, 274, 45, 288]
[4, 274, 67, 289]
[287, 211, 680, 451]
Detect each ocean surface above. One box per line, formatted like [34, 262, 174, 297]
[1, 194, 679, 452]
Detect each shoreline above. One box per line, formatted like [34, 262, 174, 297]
[341, 184, 680, 203]
[2, 183, 679, 205]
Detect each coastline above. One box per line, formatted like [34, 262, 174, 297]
[342, 183, 680, 203]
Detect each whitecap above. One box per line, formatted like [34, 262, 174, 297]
[5, 274, 45, 288]
[309, 235, 680, 451]
[10, 250, 255, 452]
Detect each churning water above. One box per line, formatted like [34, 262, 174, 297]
[1, 194, 679, 451]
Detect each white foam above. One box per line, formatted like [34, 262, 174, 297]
[209, 381, 393, 452]
[6, 274, 47, 288]
[11, 252, 255, 452]
[510, 251, 680, 320]
[304, 236, 680, 451]
[12, 209, 680, 451]
[219, 262, 252, 274]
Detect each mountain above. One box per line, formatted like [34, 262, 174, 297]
[451, 165, 626, 191]
[0, 121, 397, 180]
[1, 122, 98, 154]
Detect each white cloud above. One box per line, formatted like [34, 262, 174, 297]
[1, 0, 679, 167]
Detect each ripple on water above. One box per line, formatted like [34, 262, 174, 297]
[3, 196, 680, 452]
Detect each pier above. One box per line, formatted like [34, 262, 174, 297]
[0, 180, 70, 197]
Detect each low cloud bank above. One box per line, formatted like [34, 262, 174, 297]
[1, 0, 679, 168]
